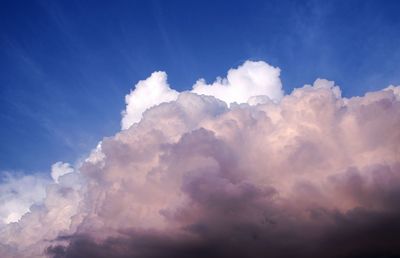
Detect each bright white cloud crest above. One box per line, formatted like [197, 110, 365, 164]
[121, 61, 284, 129]
[192, 60, 283, 105]
[121, 71, 179, 129]
[1, 60, 400, 258]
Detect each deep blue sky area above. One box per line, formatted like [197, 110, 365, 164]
[1, 0, 400, 173]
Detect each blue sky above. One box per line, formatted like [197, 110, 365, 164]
[1, 0, 400, 173]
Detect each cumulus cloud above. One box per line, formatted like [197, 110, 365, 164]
[51, 162, 74, 184]
[192, 60, 283, 104]
[121, 71, 179, 129]
[121, 61, 283, 129]
[0, 173, 49, 224]
[0, 170, 83, 258]
[1, 60, 400, 258]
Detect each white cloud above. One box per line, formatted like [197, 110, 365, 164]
[85, 142, 105, 165]
[51, 162, 74, 183]
[121, 71, 179, 130]
[121, 61, 284, 130]
[0, 173, 48, 224]
[385, 85, 400, 100]
[192, 60, 283, 104]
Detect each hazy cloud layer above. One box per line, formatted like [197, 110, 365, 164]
[1, 61, 400, 258]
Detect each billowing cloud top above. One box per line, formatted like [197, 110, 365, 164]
[121, 61, 283, 130]
[51, 162, 74, 184]
[121, 71, 179, 129]
[192, 60, 283, 104]
[1, 60, 400, 258]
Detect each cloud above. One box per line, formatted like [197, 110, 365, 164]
[51, 162, 74, 183]
[1, 60, 400, 258]
[121, 71, 179, 130]
[0, 173, 49, 224]
[0, 171, 83, 257]
[85, 142, 105, 165]
[121, 61, 283, 129]
[192, 60, 283, 104]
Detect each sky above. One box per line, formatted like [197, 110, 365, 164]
[1, 1, 400, 257]
[1, 0, 400, 173]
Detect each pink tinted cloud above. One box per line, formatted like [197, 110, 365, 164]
[0, 61, 399, 258]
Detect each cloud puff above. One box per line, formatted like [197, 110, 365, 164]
[121, 71, 179, 130]
[0, 173, 49, 224]
[51, 162, 74, 184]
[192, 60, 283, 104]
[121, 61, 283, 129]
[1, 60, 400, 258]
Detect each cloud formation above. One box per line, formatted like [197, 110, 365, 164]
[121, 72, 178, 129]
[192, 60, 283, 104]
[1, 60, 400, 258]
[121, 71, 179, 130]
[51, 162, 74, 184]
[121, 61, 283, 130]
[0, 173, 49, 224]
